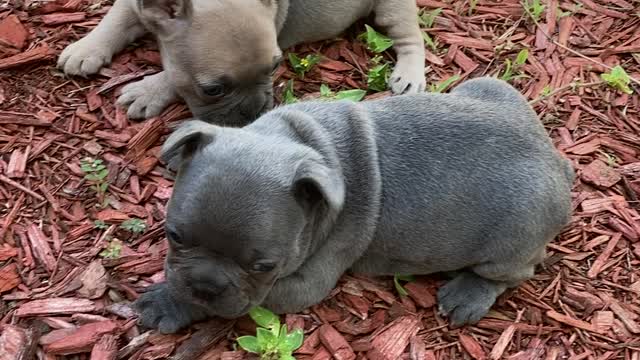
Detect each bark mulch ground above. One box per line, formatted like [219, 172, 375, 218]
[1, 0, 640, 359]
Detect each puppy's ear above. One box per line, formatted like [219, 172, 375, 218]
[161, 120, 215, 169]
[292, 159, 345, 216]
[137, 0, 193, 37]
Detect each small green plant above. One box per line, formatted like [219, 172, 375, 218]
[500, 49, 529, 82]
[540, 85, 553, 97]
[320, 84, 367, 102]
[94, 220, 108, 230]
[421, 32, 439, 52]
[394, 274, 415, 297]
[100, 239, 122, 259]
[469, 0, 478, 15]
[80, 157, 109, 207]
[428, 74, 461, 93]
[237, 306, 303, 360]
[418, 8, 442, 28]
[523, 0, 545, 22]
[283, 80, 297, 104]
[360, 25, 394, 53]
[367, 57, 391, 92]
[288, 53, 321, 78]
[120, 218, 146, 234]
[600, 65, 633, 94]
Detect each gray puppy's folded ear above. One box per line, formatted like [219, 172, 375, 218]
[292, 159, 345, 216]
[137, 0, 193, 38]
[161, 120, 215, 169]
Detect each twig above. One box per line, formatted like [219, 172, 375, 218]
[0, 175, 45, 201]
[529, 81, 603, 105]
[521, 2, 640, 86]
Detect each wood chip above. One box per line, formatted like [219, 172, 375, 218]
[367, 316, 421, 360]
[15, 298, 96, 317]
[318, 324, 356, 360]
[45, 321, 120, 355]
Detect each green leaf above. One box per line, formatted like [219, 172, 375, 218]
[320, 84, 333, 97]
[257, 327, 278, 350]
[98, 182, 109, 194]
[367, 63, 390, 92]
[428, 74, 460, 93]
[283, 80, 298, 104]
[500, 59, 513, 81]
[279, 354, 295, 360]
[237, 336, 261, 354]
[515, 49, 529, 66]
[394, 274, 415, 297]
[250, 306, 280, 329]
[96, 168, 109, 181]
[282, 329, 304, 352]
[419, 8, 442, 28]
[334, 89, 366, 102]
[360, 24, 393, 53]
[421, 32, 438, 52]
[601, 65, 633, 94]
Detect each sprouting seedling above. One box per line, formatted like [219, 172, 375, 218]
[540, 85, 553, 97]
[394, 274, 415, 297]
[283, 80, 298, 104]
[320, 84, 367, 102]
[367, 61, 391, 92]
[80, 157, 109, 207]
[428, 74, 461, 93]
[523, 0, 545, 22]
[359, 25, 394, 53]
[94, 220, 108, 230]
[288, 53, 321, 78]
[120, 218, 146, 234]
[421, 32, 439, 52]
[237, 306, 304, 360]
[500, 49, 529, 82]
[100, 239, 122, 259]
[600, 65, 633, 95]
[469, 0, 478, 15]
[418, 8, 442, 28]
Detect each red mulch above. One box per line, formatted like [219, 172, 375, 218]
[1, 0, 640, 359]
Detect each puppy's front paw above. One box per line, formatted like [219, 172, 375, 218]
[57, 37, 113, 76]
[389, 60, 426, 94]
[133, 283, 207, 334]
[437, 272, 502, 328]
[117, 72, 178, 119]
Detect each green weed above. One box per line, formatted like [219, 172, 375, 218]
[394, 274, 415, 297]
[100, 239, 122, 259]
[80, 157, 109, 207]
[418, 8, 443, 28]
[523, 0, 546, 22]
[428, 74, 461, 93]
[320, 84, 367, 102]
[283, 80, 298, 104]
[237, 306, 303, 360]
[288, 53, 321, 78]
[120, 218, 146, 234]
[500, 49, 529, 82]
[600, 65, 633, 94]
[360, 25, 394, 53]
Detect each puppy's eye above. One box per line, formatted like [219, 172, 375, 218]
[251, 262, 276, 273]
[202, 84, 225, 97]
[166, 229, 182, 244]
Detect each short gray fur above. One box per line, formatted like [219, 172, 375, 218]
[133, 77, 574, 333]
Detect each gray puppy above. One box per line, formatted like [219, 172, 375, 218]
[57, 0, 426, 125]
[133, 78, 574, 334]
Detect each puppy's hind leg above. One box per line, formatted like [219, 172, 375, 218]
[437, 248, 543, 327]
[58, 0, 146, 76]
[373, 0, 426, 94]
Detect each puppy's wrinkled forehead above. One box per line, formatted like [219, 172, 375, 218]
[183, 2, 280, 84]
[167, 134, 303, 251]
